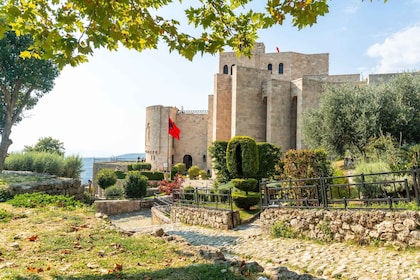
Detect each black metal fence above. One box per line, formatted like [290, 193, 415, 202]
[261, 168, 420, 210]
[172, 187, 233, 211]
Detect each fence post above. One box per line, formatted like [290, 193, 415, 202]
[229, 188, 233, 212]
[320, 176, 328, 209]
[412, 168, 420, 207]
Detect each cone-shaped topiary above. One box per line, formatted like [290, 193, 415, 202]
[226, 136, 259, 178]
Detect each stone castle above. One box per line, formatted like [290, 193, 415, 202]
[145, 43, 398, 172]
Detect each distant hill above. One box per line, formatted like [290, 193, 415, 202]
[80, 152, 145, 184]
[117, 153, 145, 159]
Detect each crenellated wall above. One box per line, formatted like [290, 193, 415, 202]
[260, 208, 420, 248]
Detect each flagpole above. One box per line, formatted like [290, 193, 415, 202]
[167, 109, 170, 178]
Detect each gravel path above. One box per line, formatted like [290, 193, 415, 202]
[110, 210, 420, 280]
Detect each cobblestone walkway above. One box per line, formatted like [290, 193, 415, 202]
[110, 210, 420, 280]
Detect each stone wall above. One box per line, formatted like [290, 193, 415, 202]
[9, 177, 84, 200]
[171, 206, 240, 230]
[94, 199, 154, 216]
[151, 206, 171, 224]
[260, 208, 420, 248]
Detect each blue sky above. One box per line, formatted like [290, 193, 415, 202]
[9, 0, 420, 157]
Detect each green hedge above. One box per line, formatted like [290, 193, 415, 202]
[131, 163, 152, 171]
[140, 171, 164, 180]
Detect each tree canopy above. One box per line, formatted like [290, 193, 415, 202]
[24, 136, 66, 156]
[0, 0, 385, 69]
[301, 73, 420, 157]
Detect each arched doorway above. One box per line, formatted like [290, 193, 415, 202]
[183, 155, 193, 170]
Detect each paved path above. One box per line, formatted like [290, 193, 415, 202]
[110, 210, 420, 280]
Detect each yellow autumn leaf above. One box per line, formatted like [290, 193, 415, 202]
[19, 51, 31, 59]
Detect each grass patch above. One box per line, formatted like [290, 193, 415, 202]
[0, 196, 259, 279]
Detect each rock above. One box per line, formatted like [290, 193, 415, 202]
[152, 228, 165, 237]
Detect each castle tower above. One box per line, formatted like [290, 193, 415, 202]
[145, 105, 178, 171]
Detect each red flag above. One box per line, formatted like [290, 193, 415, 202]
[276, 47, 280, 53]
[168, 118, 180, 140]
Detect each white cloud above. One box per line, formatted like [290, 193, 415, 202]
[367, 25, 420, 73]
[343, 5, 359, 14]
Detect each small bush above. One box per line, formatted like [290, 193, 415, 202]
[199, 169, 208, 179]
[0, 209, 13, 223]
[270, 220, 298, 238]
[182, 185, 195, 201]
[173, 163, 187, 174]
[62, 155, 83, 178]
[232, 192, 260, 210]
[188, 165, 200, 179]
[217, 182, 233, 203]
[105, 185, 125, 200]
[96, 168, 118, 190]
[123, 171, 148, 199]
[114, 170, 126, 179]
[0, 185, 13, 202]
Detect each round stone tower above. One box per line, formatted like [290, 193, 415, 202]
[145, 105, 178, 171]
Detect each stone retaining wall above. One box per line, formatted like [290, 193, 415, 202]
[170, 206, 240, 230]
[260, 208, 420, 248]
[94, 199, 154, 215]
[10, 178, 84, 200]
[151, 206, 171, 224]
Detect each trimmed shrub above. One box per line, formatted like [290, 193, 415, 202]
[231, 178, 259, 194]
[226, 136, 259, 178]
[199, 169, 208, 179]
[173, 163, 187, 174]
[187, 165, 200, 179]
[96, 168, 118, 190]
[232, 192, 260, 210]
[131, 163, 151, 171]
[104, 185, 125, 200]
[123, 171, 148, 199]
[140, 171, 164, 180]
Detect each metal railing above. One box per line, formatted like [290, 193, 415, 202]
[172, 187, 233, 211]
[261, 168, 420, 210]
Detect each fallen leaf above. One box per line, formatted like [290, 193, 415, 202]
[113, 263, 123, 271]
[28, 235, 38, 242]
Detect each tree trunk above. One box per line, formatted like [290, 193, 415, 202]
[0, 114, 14, 172]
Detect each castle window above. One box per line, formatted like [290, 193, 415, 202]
[223, 65, 229, 74]
[203, 154, 206, 162]
[279, 63, 284, 74]
[268, 63, 272, 74]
